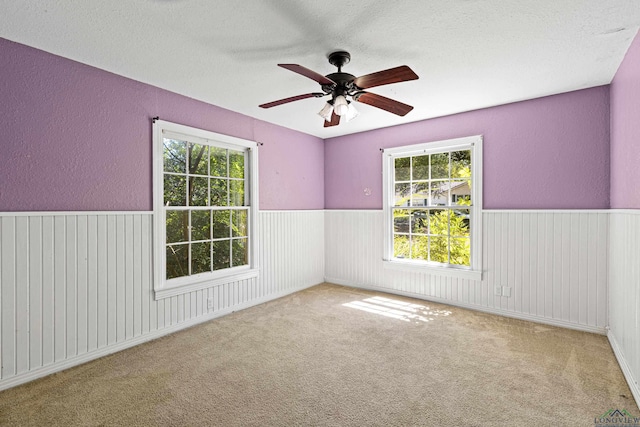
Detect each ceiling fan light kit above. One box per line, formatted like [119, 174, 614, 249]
[259, 50, 419, 128]
[333, 95, 349, 116]
[318, 102, 334, 121]
[343, 103, 359, 123]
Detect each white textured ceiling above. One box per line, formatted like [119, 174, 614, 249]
[1, 1, 640, 138]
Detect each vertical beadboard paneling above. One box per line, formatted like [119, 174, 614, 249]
[258, 211, 325, 296]
[65, 216, 77, 360]
[609, 212, 640, 404]
[0, 210, 324, 389]
[141, 215, 151, 335]
[106, 216, 117, 345]
[86, 216, 98, 352]
[1, 217, 16, 378]
[1, 209, 628, 395]
[76, 216, 88, 357]
[53, 216, 66, 362]
[41, 217, 54, 366]
[587, 214, 598, 327]
[578, 214, 588, 325]
[133, 215, 142, 337]
[325, 210, 608, 333]
[596, 216, 608, 327]
[28, 217, 43, 369]
[125, 215, 134, 339]
[97, 215, 108, 349]
[15, 217, 29, 375]
[115, 215, 125, 343]
[551, 214, 562, 321]
[520, 213, 530, 315]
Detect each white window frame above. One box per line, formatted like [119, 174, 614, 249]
[382, 135, 483, 280]
[153, 120, 259, 299]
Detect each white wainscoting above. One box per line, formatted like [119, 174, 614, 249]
[0, 210, 324, 390]
[0, 208, 625, 392]
[325, 210, 609, 333]
[608, 211, 640, 404]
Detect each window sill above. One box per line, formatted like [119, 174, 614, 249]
[383, 260, 483, 281]
[154, 268, 259, 300]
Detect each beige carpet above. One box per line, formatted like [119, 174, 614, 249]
[0, 283, 636, 426]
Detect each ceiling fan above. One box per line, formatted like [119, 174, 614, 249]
[259, 51, 419, 128]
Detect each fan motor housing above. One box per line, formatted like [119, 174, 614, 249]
[323, 51, 359, 98]
[322, 72, 357, 96]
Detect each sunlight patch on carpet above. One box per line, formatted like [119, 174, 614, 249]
[342, 296, 452, 323]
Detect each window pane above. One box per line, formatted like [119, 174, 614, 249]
[450, 238, 470, 266]
[451, 150, 471, 178]
[164, 175, 186, 206]
[411, 210, 429, 234]
[210, 178, 228, 206]
[412, 155, 429, 180]
[395, 183, 410, 206]
[430, 236, 449, 263]
[411, 236, 429, 260]
[412, 182, 437, 207]
[429, 209, 450, 235]
[212, 240, 230, 271]
[451, 209, 470, 237]
[229, 150, 245, 179]
[191, 210, 211, 241]
[166, 244, 188, 279]
[450, 180, 471, 206]
[393, 235, 410, 259]
[189, 176, 209, 206]
[411, 182, 429, 207]
[393, 209, 410, 233]
[166, 211, 189, 243]
[394, 157, 410, 181]
[163, 139, 186, 174]
[431, 152, 449, 179]
[232, 210, 248, 237]
[232, 238, 248, 267]
[212, 210, 231, 239]
[210, 147, 227, 177]
[166, 210, 188, 243]
[189, 143, 208, 175]
[430, 181, 448, 206]
[229, 180, 245, 206]
[191, 242, 211, 275]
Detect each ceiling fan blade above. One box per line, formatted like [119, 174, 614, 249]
[323, 111, 340, 127]
[354, 92, 414, 116]
[278, 64, 336, 86]
[353, 65, 418, 89]
[259, 93, 325, 109]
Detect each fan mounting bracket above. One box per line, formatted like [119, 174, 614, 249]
[328, 51, 351, 71]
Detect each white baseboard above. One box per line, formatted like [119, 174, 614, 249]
[0, 282, 320, 392]
[326, 278, 607, 335]
[608, 330, 640, 408]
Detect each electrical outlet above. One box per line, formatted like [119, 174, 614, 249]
[503, 287, 512, 297]
[494, 286, 502, 296]
[207, 297, 214, 310]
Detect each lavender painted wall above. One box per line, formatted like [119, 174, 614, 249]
[610, 30, 640, 209]
[0, 38, 324, 211]
[253, 120, 324, 210]
[324, 87, 610, 210]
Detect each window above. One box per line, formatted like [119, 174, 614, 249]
[382, 135, 482, 280]
[153, 120, 259, 299]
